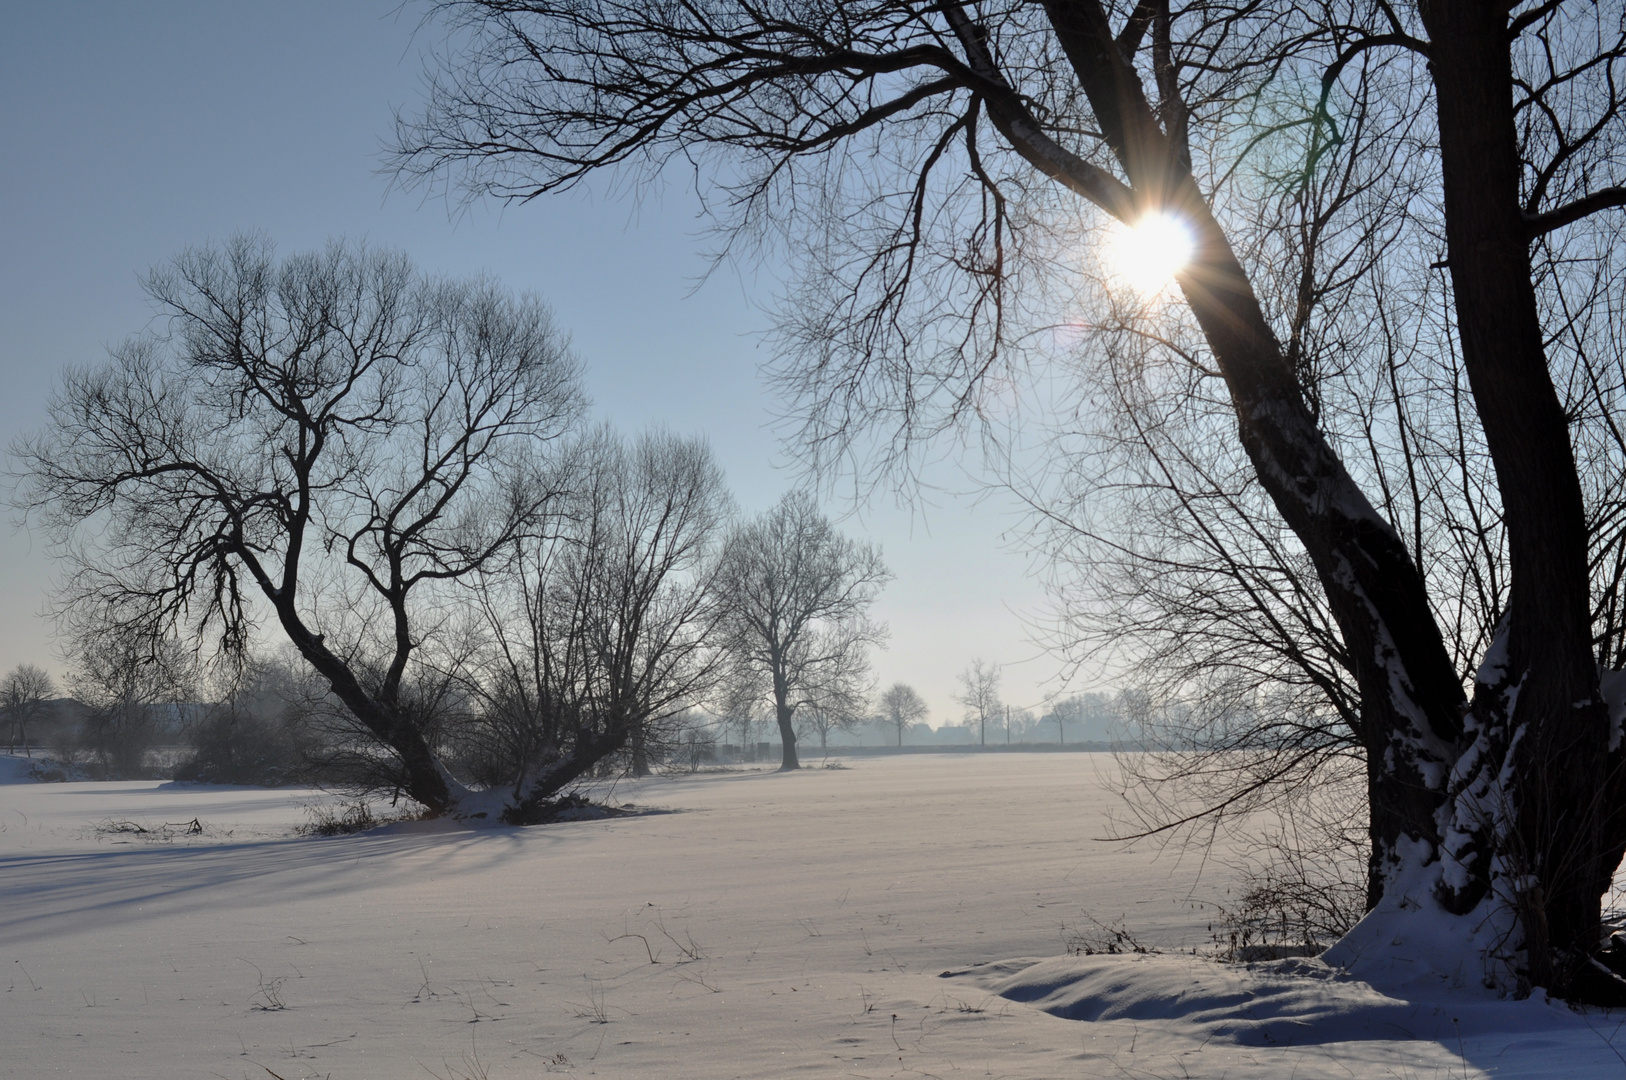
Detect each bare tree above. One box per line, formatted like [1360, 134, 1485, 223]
[16, 235, 585, 815]
[1051, 701, 1071, 747]
[955, 660, 1001, 748]
[713, 663, 770, 760]
[797, 691, 867, 753]
[672, 709, 717, 771]
[1038, 693, 1121, 746]
[65, 622, 196, 779]
[1, 664, 55, 757]
[879, 682, 928, 747]
[178, 649, 330, 786]
[459, 427, 732, 814]
[395, 0, 1626, 993]
[717, 490, 889, 771]
[1005, 705, 1032, 744]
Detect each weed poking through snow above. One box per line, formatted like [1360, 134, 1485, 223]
[93, 817, 208, 842]
[1062, 913, 1155, 957]
[568, 977, 615, 1023]
[299, 801, 383, 836]
[242, 960, 288, 1011]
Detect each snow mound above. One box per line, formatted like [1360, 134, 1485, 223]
[0, 753, 78, 784]
[959, 952, 1589, 1047]
[1322, 834, 1521, 996]
[0, 755, 36, 783]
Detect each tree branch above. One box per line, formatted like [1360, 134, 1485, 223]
[1525, 185, 1626, 238]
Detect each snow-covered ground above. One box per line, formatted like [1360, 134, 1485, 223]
[2, 753, 1622, 1078]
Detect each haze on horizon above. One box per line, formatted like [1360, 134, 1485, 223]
[0, 2, 1098, 724]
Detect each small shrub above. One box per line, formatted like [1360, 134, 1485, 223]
[175, 709, 306, 786]
[1062, 914, 1155, 956]
[1210, 872, 1362, 961]
[26, 759, 76, 782]
[93, 816, 208, 842]
[300, 800, 383, 836]
[1207, 771, 1369, 962]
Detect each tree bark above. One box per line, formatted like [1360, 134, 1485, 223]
[776, 700, 800, 770]
[1171, 191, 1468, 908]
[268, 595, 456, 815]
[1031, 0, 1469, 909]
[1418, 0, 1624, 977]
[630, 719, 650, 778]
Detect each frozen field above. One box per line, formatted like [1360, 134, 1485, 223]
[2, 753, 1622, 1078]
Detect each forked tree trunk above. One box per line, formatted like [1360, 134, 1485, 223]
[1034, 0, 1626, 991]
[1032, 0, 1469, 912]
[1172, 190, 1469, 905]
[1418, 0, 1625, 986]
[503, 722, 633, 824]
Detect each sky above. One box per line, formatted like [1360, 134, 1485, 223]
[0, 1, 1086, 722]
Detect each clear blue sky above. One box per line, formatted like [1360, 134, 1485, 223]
[0, 1, 1074, 721]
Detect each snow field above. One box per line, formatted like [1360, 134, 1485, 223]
[1, 753, 1621, 1078]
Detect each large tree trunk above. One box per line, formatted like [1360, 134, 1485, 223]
[776, 702, 800, 770]
[1417, 0, 1625, 987]
[1172, 191, 1468, 905]
[1034, 0, 1469, 914]
[1162, 0, 1626, 993]
[630, 718, 651, 778]
[268, 595, 463, 814]
[773, 673, 801, 770]
[1036, 0, 1626, 991]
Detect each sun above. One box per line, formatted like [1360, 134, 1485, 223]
[1103, 211, 1195, 294]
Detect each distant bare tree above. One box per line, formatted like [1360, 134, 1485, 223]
[16, 235, 585, 815]
[671, 709, 716, 771]
[798, 685, 868, 753]
[1042, 694, 1109, 746]
[955, 660, 1001, 747]
[66, 622, 196, 778]
[879, 683, 928, 747]
[718, 490, 889, 770]
[1, 663, 55, 757]
[712, 664, 769, 760]
[178, 650, 329, 786]
[1004, 705, 1031, 744]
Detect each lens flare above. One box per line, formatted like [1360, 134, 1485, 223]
[1104, 211, 1194, 293]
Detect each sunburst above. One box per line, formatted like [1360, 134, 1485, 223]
[1103, 211, 1194, 294]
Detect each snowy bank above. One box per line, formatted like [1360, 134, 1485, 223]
[3, 754, 1623, 1078]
